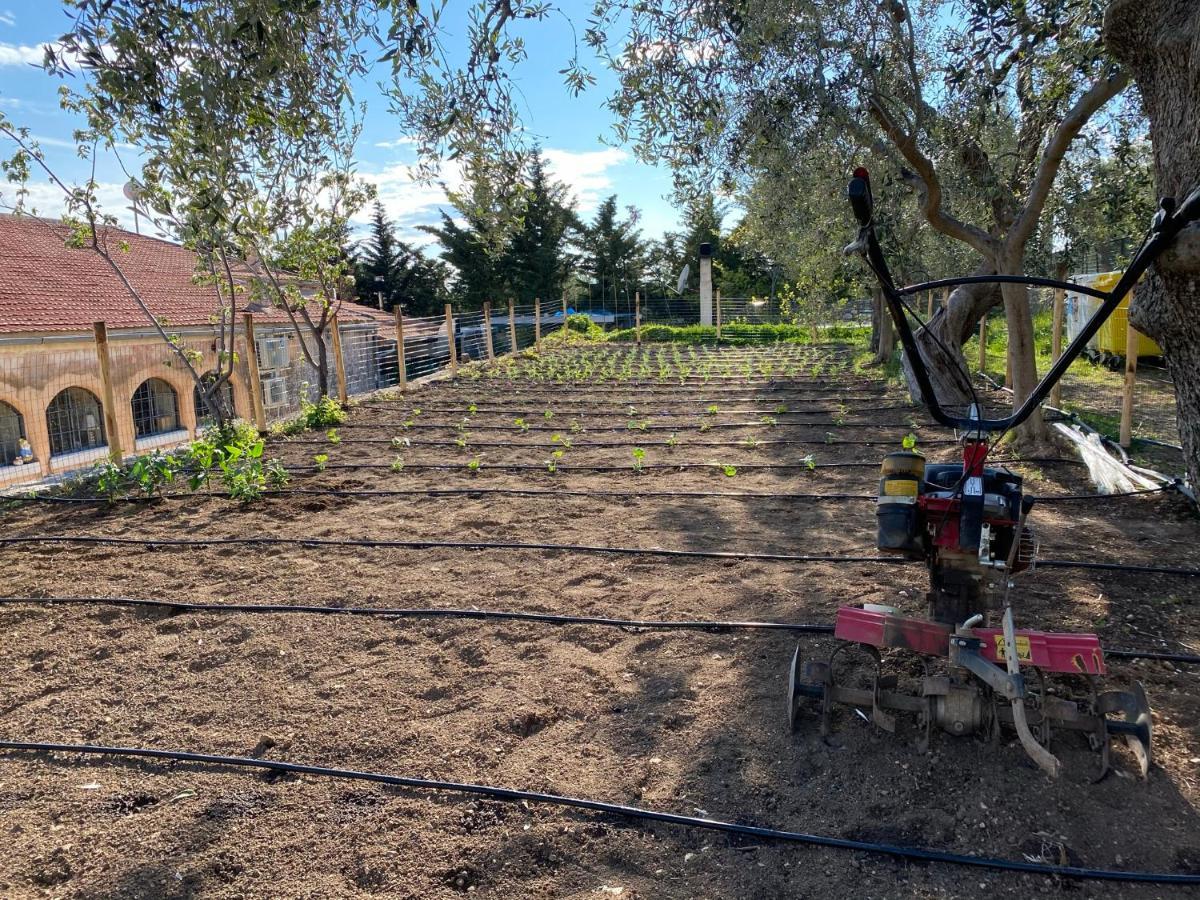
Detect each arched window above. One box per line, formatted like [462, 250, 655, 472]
[46, 388, 106, 456]
[131, 378, 180, 438]
[0, 401, 26, 466]
[193, 373, 235, 426]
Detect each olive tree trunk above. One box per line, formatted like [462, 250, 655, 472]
[899, 267, 1001, 413]
[1105, 0, 1200, 487]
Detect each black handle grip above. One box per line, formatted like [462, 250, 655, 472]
[848, 176, 872, 227]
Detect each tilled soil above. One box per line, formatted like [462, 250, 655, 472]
[1, 345, 1199, 899]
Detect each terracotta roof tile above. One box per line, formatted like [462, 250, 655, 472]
[0, 214, 390, 334]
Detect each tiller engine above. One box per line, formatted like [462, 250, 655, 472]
[785, 166, 1200, 779]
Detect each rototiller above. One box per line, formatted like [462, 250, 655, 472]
[787, 168, 1200, 779]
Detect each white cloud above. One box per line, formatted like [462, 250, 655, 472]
[0, 42, 44, 66]
[0, 178, 138, 231]
[541, 147, 628, 213]
[374, 137, 418, 150]
[0, 11, 15, 27]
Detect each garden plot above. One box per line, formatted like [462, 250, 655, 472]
[1, 343, 1199, 899]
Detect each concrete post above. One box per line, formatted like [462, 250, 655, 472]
[483, 301, 495, 360]
[444, 303, 458, 376]
[394, 307, 407, 392]
[699, 242, 713, 325]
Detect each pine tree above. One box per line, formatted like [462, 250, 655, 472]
[579, 194, 645, 308]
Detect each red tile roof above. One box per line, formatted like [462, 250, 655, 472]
[0, 213, 391, 334]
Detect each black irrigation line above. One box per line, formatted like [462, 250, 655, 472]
[361, 395, 893, 408]
[315, 461, 896, 473]
[1, 740, 1196, 884]
[351, 407, 920, 422]
[5, 484, 1170, 507]
[279, 437, 961, 449]
[1, 533, 1197, 578]
[3, 595, 1196, 665]
[0, 596, 835, 633]
[342, 420, 933, 432]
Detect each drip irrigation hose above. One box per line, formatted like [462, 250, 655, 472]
[1, 596, 1195, 665]
[0, 596, 834, 633]
[1, 534, 1198, 578]
[1, 739, 1196, 885]
[5, 485, 1167, 506]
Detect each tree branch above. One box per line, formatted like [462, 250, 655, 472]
[1005, 67, 1131, 255]
[867, 95, 997, 258]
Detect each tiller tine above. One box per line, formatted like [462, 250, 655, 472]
[1097, 682, 1153, 779]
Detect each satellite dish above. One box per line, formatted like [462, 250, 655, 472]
[676, 263, 690, 295]
[122, 181, 142, 202]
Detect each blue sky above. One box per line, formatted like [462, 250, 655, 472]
[0, 3, 686, 249]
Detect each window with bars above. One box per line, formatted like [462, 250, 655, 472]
[131, 378, 180, 438]
[193, 374, 235, 425]
[46, 387, 106, 456]
[0, 401, 26, 466]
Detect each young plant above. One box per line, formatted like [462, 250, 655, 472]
[514, 417, 530, 433]
[95, 460, 126, 501]
[631, 446, 646, 473]
[706, 404, 719, 416]
[760, 415, 778, 427]
[569, 419, 583, 434]
[720, 463, 737, 477]
[313, 453, 329, 472]
[392, 436, 411, 449]
[467, 457, 482, 473]
[326, 428, 341, 444]
[128, 451, 180, 497]
[454, 434, 470, 450]
[390, 456, 405, 472]
[545, 448, 565, 473]
[801, 454, 816, 471]
[467, 403, 478, 415]
[665, 432, 680, 449]
[742, 437, 763, 451]
[775, 403, 788, 414]
[550, 433, 572, 450]
[543, 409, 554, 420]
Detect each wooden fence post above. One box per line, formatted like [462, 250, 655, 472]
[1049, 286, 1065, 408]
[942, 287, 951, 310]
[92, 321, 124, 463]
[534, 297, 542, 350]
[483, 301, 495, 360]
[978, 315, 988, 373]
[1120, 318, 1139, 448]
[445, 303, 458, 376]
[394, 307, 407, 392]
[635, 291, 642, 343]
[329, 313, 349, 405]
[926, 291, 934, 317]
[715, 289, 722, 340]
[561, 293, 568, 330]
[508, 298, 517, 354]
[241, 313, 267, 431]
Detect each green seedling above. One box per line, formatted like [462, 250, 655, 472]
[514, 417, 530, 432]
[390, 456, 405, 473]
[467, 403, 478, 415]
[802, 454, 816, 471]
[721, 463, 737, 477]
[326, 428, 341, 444]
[699, 421, 711, 432]
[467, 457, 482, 473]
[411, 407, 422, 416]
[742, 437, 763, 451]
[402, 418, 414, 430]
[543, 409, 554, 420]
[665, 432, 680, 449]
[392, 436, 411, 449]
[824, 432, 836, 444]
[569, 420, 583, 434]
[902, 433, 919, 450]
[631, 447, 646, 473]
[760, 415, 778, 427]
[628, 419, 649, 432]
[833, 404, 849, 426]
[313, 453, 329, 471]
[454, 435, 469, 449]
[706, 404, 719, 416]
[545, 448, 565, 473]
[775, 403, 788, 414]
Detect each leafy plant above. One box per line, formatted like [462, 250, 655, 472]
[299, 393, 346, 429]
[706, 404, 719, 415]
[543, 409, 554, 420]
[467, 403, 478, 415]
[326, 428, 341, 444]
[514, 417, 530, 432]
[902, 433, 919, 450]
[390, 456, 405, 472]
[313, 453, 329, 471]
[631, 446, 646, 473]
[665, 432, 680, 449]
[742, 437, 763, 451]
[467, 457, 482, 473]
[760, 415, 778, 427]
[801, 454, 816, 471]
[392, 436, 411, 449]
[720, 463, 737, 477]
[569, 419, 583, 434]
[95, 461, 125, 501]
[128, 451, 180, 497]
[545, 448, 565, 473]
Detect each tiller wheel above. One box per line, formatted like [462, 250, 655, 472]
[788, 415, 1152, 780]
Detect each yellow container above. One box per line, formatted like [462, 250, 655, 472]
[1088, 272, 1162, 358]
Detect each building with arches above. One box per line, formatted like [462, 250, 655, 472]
[0, 214, 396, 489]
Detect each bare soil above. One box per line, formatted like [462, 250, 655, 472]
[1, 345, 1199, 899]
